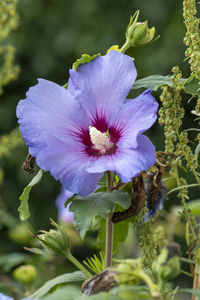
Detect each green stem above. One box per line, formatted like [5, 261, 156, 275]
[192, 264, 200, 300]
[176, 131, 200, 185]
[174, 166, 197, 241]
[105, 171, 114, 268]
[120, 40, 131, 53]
[66, 251, 92, 278]
[137, 270, 162, 300]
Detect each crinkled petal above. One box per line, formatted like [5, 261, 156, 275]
[68, 50, 137, 125]
[36, 136, 103, 196]
[17, 79, 89, 157]
[56, 187, 74, 223]
[112, 89, 158, 148]
[87, 135, 156, 182]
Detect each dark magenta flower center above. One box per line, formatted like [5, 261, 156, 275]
[77, 117, 122, 157]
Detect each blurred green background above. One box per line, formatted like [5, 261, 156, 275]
[0, 0, 198, 296]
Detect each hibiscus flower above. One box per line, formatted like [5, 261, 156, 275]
[17, 50, 158, 196]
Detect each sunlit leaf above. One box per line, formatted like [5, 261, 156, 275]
[30, 271, 86, 298]
[18, 169, 44, 221]
[41, 286, 81, 300]
[73, 53, 101, 70]
[186, 199, 200, 216]
[132, 74, 200, 96]
[132, 75, 172, 91]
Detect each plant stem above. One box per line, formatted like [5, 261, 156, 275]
[66, 251, 92, 278]
[174, 166, 197, 241]
[137, 270, 162, 300]
[192, 264, 200, 300]
[105, 171, 114, 268]
[120, 40, 131, 53]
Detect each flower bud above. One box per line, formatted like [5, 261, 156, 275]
[113, 259, 141, 285]
[13, 265, 37, 285]
[37, 219, 69, 256]
[126, 11, 155, 47]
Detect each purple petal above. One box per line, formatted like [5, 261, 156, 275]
[86, 135, 156, 182]
[17, 79, 103, 195]
[36, 135, 103, 196]
[17, 79, 89, 157]
[0, 294, 36, 300]
[0, 294, 13, 300]
[56, 187, 74, 223]
[111, 89, 158, 149]
[68, 50, 137, 125]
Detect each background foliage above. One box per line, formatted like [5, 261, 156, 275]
[1, 0, 200, 299]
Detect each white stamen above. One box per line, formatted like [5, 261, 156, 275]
[89, 126, 113, 154]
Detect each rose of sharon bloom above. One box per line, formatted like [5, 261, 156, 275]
[17, 50, 158, 196]
[56, 187, 74, 223]
[0, 293, 36, 300]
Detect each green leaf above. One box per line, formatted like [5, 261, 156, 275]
[83, 252, 104, 274]
[186, 199, 200, 216]
[184, 77, 200, 96]
[42, 286, 81, 300]
[132, 74, 200, 96]
[73, 53, 101, 71]
[69, 191, 130, 238]
[94, 215, 130, 253]
[30, 271, 86, 298]
[132, 75, 172, 91]
[18, 169, 44, 221]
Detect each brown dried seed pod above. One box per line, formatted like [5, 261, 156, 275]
[82, 269, 117, 296]
[22, 153, 35, 174]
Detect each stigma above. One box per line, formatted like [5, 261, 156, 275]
[89, 126, 113, 154]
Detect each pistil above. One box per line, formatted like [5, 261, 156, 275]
[89, 126, 113, 154]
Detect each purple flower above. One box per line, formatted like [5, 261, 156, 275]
[17, 50, 158, 196]
[56, 187, 74, 223]
[0, 293, 36, 300]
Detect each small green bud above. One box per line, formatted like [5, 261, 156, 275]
[13, 265, 37, 285]
[9, 222, 32, 245]
[136, 26, 155, 46]
[113, 259, 141, 285]
[37, 219, 69, 256]
[127, 21, 147, 42]
[126, 11, 155, 47]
